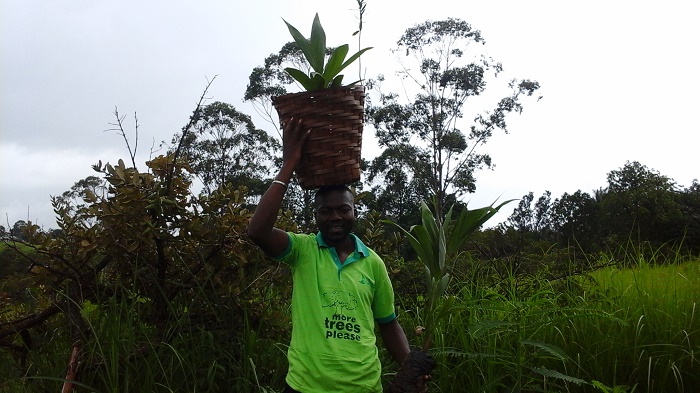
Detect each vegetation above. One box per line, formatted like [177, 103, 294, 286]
[2, 9, 698, 393]
[384, 200, 513, 351]
[365, 18, 540, 220]
[281, 13, 371, 91]
[3, 230, 698, 392]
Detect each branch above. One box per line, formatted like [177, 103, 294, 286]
[106, 108, 138, 169]
[0, 304, 61, 341]
[167, 75, 217, 196]
[3, 240, 79, 280]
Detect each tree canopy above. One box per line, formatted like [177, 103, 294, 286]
[366, 18, 540, 219]
[172, 101, 280, 197]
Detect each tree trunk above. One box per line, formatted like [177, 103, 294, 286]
[61, 343, 81, 393]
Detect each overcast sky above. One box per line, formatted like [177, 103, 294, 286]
[2, 0, 698, 230]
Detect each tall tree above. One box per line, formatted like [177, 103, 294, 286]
[10, 220, 28, 241]
[367, 18, 540, 218]
[244, 42, 308, 133]
[0, 82, 299, 392]
[550, 190, 600, 249]
[680, 180, 700, 252]
[600, 161, 683, 246]
[507, 191, 553, 234]
[173, 101, 279, 197]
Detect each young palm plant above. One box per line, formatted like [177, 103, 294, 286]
[384, 199, 513, 391]
[282, 13, 372, 91]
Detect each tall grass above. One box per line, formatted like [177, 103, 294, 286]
[566, 260, 700, 392]
[388, 258, 699, 392]
[1, 285, 290, 393]
[4, 254, 698, 392]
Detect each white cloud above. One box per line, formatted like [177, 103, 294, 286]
[0, 144, 122, 228]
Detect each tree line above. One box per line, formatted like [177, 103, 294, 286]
[503, 161, 700, 258]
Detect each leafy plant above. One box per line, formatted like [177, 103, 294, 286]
[384, 199, 513, 349]
[282, 13, 372, 91]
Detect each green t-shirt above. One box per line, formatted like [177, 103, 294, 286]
[275, 232, 396, 393]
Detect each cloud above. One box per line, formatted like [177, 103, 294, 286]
[0, 143, 122, 228]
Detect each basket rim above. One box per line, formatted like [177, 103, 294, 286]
[271, 85, 365, 102]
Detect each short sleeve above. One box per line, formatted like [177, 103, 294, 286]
[371, 252, 396, 323]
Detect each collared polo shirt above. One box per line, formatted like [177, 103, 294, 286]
[274, 232, 396, 392]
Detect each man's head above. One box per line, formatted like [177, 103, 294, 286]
[314, 185, 355, 245]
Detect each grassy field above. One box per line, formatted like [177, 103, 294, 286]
[391, 259, 700, 392]
[2, 257, 698, 392]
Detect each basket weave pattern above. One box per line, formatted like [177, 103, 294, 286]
[272, 86, 365, 190]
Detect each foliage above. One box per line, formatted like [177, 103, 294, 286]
[244, 41, 307, 130]
[499, 161, 699, 268]
[281, 13, 372, 91]
[171, 101, 280, 196]
[3, 12, 700, 392]
[384, 199, 512, 349]
[386, 258, 700, 392]
[600, 161, 685, 246]
[0, 87, 297, 392]
[366, 18, 540, 217]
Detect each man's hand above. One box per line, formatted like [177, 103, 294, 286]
[282, 117, 310, 168]
[386, 350, 435, 393]
[417, 373, 432, 392]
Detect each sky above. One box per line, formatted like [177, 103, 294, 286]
[1, 0, 698, 230]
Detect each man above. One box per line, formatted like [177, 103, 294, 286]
[247, 118, 423, 392]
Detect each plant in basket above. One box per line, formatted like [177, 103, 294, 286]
[283, 13, 372, 91]
[272, 13, 372, 190]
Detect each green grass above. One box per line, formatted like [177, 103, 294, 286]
[388, 259, 700, 392]
[573, 260, 700, 392]
[3, 255, 699, 392]
[1, 285, 290, 393]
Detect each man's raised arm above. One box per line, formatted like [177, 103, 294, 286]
[247, 118, 309, 256]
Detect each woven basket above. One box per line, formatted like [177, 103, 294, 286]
[272, 85, 365, 190]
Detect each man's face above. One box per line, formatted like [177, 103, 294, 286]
[315, 189, 355, 244]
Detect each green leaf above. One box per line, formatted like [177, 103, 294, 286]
[323, 44, 349, 81]
[532, 367, 586, 385]
[421, 202, 439, 244]
[382, 220, 428, 265]
[281, 14, 371, 91]
[420, 202, 446, 272]
[467, 320, 517, 337]
[520, 340, 567, 360]
[284, 67, 315, 91]
[446, 207, 489, 252]
[309, 72, 327, 90]
[283, 19, 312, 62]
[331, 74, 344, 88]
[446, 200, 515, 253]
[412, 225, 439, 275]
[443, 205, 454, 234]
[437, 273, 450, 297]
[308, 14, 327, 73]
[337, 47, 373, 75]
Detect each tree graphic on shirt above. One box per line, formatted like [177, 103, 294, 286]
[322, 290, 358, 314]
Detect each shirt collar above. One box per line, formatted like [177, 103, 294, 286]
[315, 232, 370, 257]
